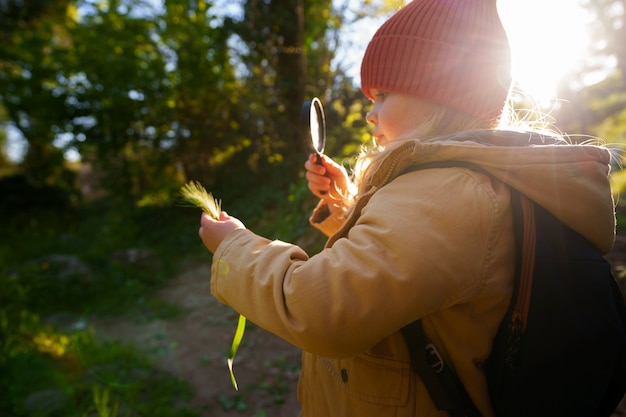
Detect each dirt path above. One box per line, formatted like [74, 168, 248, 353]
[93, 263, 302, 417]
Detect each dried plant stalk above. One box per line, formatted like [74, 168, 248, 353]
[180, 181, 221, 220]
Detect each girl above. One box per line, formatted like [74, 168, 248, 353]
[199, 0, 616, 416]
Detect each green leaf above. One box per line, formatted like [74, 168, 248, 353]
[227, 314, 247, 390]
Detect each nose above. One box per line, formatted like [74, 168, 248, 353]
[366, 110, 377, 125]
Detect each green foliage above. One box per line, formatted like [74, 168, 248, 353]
[617, 209, 626, 235]
[325, 92, 373, 159]
[0, 201, 201, 317]
[0, 175, 314, 416]
[595, 104, 626, 147]
[0, 0, 80, 186]
[215, 353, 300, 415]
[578, 0, 626, 87]
[91, 385, 120, 417]
[0, 173, 79, 216]
[65, 1, 179, 204]
[0, 0, 375, 211]
[0, 126, 10, 171]
[0, 0, 71, 30]
[0, 315, 199, 416]
[0, 195, 207, 416]
[256, 178, 325, 248]
[0, 268, 195, 415]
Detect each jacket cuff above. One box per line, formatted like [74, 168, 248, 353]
[309, 200, 345, 237]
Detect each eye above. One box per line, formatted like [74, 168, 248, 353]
[374, 91, 388, 101]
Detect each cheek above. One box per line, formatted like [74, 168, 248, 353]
[395, 106, 432, 135]
[383, 114, 415, 138]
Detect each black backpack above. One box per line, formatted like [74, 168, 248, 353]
[402, 175, 626, 417]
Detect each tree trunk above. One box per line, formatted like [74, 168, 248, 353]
[270, 0, 307, 177]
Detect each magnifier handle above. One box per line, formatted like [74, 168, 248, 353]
[314, 153, 327, 194]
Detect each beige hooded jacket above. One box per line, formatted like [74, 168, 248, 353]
[210, 130, 615, 417]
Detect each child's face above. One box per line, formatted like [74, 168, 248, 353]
[366, 90, 437, 145]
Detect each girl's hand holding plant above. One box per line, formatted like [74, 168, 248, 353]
[179, 181, 245, 254]
[199, 211, 245, 254]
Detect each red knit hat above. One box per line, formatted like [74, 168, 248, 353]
[361, 0, 512, 122]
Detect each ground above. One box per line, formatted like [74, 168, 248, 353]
[92, 262, 302, 417]
[91, 237, 626, 417]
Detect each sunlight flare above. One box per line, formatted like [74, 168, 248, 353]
[498, 0, 591, 100]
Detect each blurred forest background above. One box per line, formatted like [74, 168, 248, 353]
[2, 0, 626, 416]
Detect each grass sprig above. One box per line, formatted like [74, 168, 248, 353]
[179, 181, 221, 220]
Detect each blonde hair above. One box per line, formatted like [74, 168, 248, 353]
[340, 97, 593, 203]
[334, 95, 592, 215]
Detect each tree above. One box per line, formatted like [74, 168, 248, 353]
[0, 0, 76, 188]
[0, 0, 398, 208]
[230, 0, 397, 185]
[581, 0, 626, 88]
[555, 0, 626, 136]
[0, 0, 71, 34]
[159, 0, 241, 189]
[63, 0, 178, 203]
[230, 0, 308, 182]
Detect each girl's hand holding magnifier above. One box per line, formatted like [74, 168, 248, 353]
[304, 154, 351, 213]
[302, 97, 352, 213]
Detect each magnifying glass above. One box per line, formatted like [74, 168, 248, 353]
[301, 97, 326, 165]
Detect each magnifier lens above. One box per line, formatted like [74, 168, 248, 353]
[310, 106, 321, 152]
[301, 97, 326, 162]
[301, 97, 327, 194]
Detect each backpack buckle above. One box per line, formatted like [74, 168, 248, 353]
[425, 343, 445, 374]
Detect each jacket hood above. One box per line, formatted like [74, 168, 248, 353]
[370, 130, 616, 253]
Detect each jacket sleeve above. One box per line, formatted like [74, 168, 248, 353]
[210, 167, 509, 357]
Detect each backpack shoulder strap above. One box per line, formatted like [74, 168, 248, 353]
[401, 320, 482, 417]
[401, 162, 532, 417]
